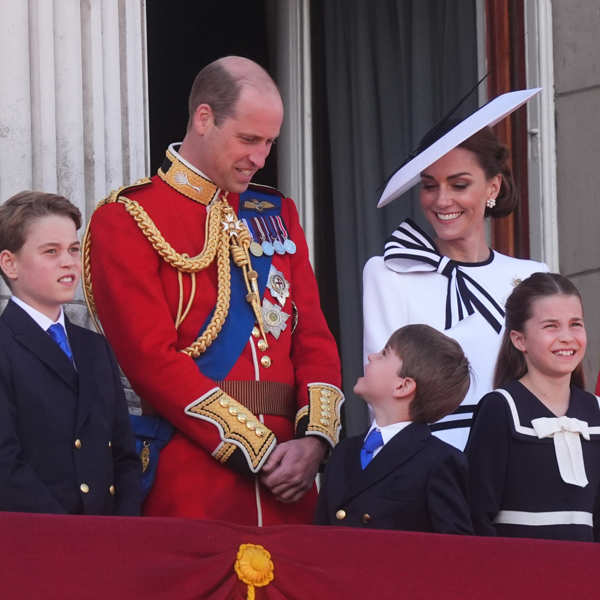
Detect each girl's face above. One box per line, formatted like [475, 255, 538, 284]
[510, 294, 586, 380]
[419, 147, 500, 247]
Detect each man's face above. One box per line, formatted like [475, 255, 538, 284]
[195, 86, 283, 193]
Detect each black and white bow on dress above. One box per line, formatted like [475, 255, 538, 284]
[383, 219, 505, 334]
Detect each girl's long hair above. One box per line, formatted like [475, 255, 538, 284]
[494, 272, 586, 389]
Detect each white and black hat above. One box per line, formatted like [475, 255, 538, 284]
[377, 87, 542, 208]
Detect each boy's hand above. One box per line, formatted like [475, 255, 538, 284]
[260, 437, 327, 502]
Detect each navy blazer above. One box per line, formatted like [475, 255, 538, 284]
[315, 422, 473, 533]
[0, 300, 140, 515]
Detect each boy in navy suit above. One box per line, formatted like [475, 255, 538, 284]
[315, 324, 473, 533]
[0, 191, 140, 515]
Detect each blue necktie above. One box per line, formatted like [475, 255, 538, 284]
[47, 323, 73, 361]
[360, 429, 384, 469]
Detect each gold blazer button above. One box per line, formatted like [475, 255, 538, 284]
[335, 509, 346, 520]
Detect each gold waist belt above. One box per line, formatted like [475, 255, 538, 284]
[218, 380, 296, 420]
[141, 381, 296, 420]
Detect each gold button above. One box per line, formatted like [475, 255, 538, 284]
[109, 485, 116, 496]
[108, 441, 112, 448]
[260, 355, 271, 368]
[246, 421, 257, 430]
[74, 439, 82, 449]
[320, 418, 329, 425]
[251, 327, 260, 338]
[228, 406, 239, 416]
[335, 509, 346, 520]
[237, 414, 247, 423]
[257, 339, 268, 352]
[255, 428, 265, 437]
[219, 398, 229, 407]
[321, 389, 332, 397]
[80, 483, 90, 494]
[362, 513, 371, 524]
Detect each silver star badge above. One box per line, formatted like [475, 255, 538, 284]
[261, 298, 290, 339]
[267, 266, 290, 307]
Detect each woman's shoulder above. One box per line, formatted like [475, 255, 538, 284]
[363, 254, 424, 283]
[490, 251, 549, 277]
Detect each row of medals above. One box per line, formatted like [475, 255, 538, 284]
[243, 216, 297, 257]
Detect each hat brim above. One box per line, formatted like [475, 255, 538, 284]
[377, 87, 542, 208]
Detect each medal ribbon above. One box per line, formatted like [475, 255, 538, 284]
[193, 190, 279, 380]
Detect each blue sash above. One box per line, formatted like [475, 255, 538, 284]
[193, 189, 282, 380]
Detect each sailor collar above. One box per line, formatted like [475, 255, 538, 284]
[158, 143, 221, 206]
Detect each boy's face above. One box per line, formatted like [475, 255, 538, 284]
[354, 345, 404, 405]
[0, 215, 81, 321]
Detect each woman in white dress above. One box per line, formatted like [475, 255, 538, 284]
[363, 90, 547, 450]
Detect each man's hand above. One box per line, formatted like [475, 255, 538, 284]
[260, 436, 327, 503]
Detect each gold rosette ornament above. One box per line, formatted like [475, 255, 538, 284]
[234, 543, 274, 600]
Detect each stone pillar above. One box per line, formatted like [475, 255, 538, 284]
[0, 0, 149, 325]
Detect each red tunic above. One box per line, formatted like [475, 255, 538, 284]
[87, 152, 343, 525]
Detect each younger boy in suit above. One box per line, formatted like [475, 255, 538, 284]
[0, 191, 140, 515]
[315, 324, 473, 533]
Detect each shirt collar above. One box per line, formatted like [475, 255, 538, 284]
[365, 420, 412, 447]
[11, 296, 66, 332]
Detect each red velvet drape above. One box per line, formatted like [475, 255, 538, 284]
[1, 512, 599, 599]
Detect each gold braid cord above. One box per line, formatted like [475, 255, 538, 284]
[83, 183, 268, 357]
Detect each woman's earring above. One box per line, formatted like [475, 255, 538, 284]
[486, 196, 496, 209]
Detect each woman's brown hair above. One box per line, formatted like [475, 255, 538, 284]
[459, 126, 517, 218]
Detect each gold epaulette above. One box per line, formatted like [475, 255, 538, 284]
[82, 178, 153, 333]
[103, 177, 153, 206]
[295, 383, 345, 447]
[185, 388, 276, 473]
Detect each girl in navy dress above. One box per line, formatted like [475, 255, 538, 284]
[467, 272, 600, 542]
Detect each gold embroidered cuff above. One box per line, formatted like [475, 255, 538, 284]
[296, 383, 344, 447]
[184, 388, 275, 473]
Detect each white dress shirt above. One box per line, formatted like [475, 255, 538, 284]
[365, 420, 412, 460]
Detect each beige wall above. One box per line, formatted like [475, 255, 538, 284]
[553, 0, 600, 389]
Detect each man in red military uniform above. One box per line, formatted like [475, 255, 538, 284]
[84, 56, 343, 525]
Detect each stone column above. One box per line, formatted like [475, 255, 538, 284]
[0, 0, 149, 325]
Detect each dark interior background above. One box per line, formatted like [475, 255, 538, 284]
[145, 0, 277, 185]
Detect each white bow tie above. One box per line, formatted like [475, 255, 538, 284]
[531, 416, 590, 487]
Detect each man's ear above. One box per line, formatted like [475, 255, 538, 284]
[394, 376, 416, 399]
[191, 103, 214, 135]
[0, 250, 18, 281]
[509, 329, 526, 353]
